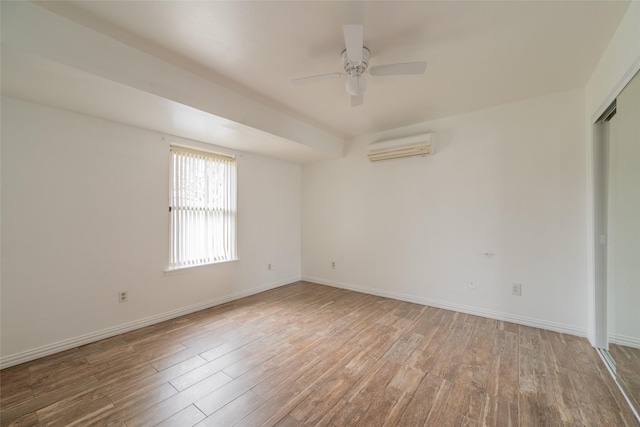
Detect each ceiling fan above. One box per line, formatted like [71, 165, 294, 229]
[293, 24, 427, 107]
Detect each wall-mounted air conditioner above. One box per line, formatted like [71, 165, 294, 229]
[367, 133, 435, 162]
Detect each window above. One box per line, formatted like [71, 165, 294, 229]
[169, 146, 237, 269]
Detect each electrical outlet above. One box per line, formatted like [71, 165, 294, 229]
[119, 291, 128, 303]
[467, 278, 477, 289]
[331, 261, 336, 269]
[510, 283, 522, 296]
[268, 264, 274, 271]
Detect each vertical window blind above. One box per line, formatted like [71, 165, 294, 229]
[169, 146, 237, 269]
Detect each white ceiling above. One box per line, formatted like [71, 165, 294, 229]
[1, 45, 329, 163]
[0, 0, 629, 163]
[34, 0, 629, 139]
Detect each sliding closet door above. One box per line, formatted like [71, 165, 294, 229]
[607, 69, 640, 413]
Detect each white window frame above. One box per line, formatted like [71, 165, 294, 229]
[168, 145, 237, 270]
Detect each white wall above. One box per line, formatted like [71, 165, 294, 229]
[302, 89, 588, 335]
[2, 3, 636, 367]
[0, 97, 301, 367]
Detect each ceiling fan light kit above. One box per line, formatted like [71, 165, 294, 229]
[292, 24, 427, 107]
[346, 75, 365, 96]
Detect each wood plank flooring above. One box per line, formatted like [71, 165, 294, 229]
[1, 282, 638, 426]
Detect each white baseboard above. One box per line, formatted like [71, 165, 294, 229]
[609, 334, 640, 349]
[3, 275, 590, 369]
[0, 277, 300, 369]
[302, 276, 586, 338]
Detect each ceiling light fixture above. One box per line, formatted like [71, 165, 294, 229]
[346, 73, 367, 96]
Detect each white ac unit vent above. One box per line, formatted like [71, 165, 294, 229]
[367, 133, 435, 162]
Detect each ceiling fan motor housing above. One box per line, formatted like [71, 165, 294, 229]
[343, 47, 370, 97]
[342, 47, 370, 75]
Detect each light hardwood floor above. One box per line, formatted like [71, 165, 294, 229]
[1, 282, 638, 426]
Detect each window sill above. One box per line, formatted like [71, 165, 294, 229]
[164, 259, 239, 275]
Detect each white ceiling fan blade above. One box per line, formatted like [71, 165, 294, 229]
[343, 24, 363, 63]
[351, 94, 364, 107]
[369, 62, 427, 76]
[292, 73, 344, 84]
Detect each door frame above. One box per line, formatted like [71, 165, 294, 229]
[589, 59, 640, 350]
[589, 61, 640, 423]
